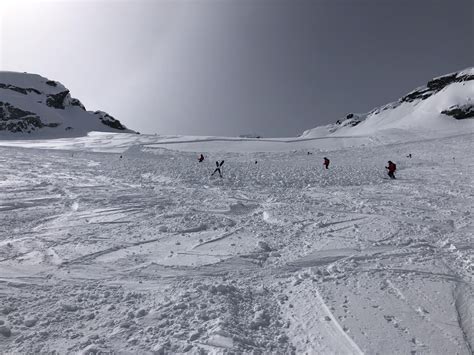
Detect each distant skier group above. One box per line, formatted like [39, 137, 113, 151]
[197, 153, 401, 180]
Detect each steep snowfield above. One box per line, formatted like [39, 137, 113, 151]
[0, 72, 133, 138]
[0, 132, 473, 353]
[301, 67, 474, 143]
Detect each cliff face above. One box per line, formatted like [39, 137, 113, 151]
[0, 72, 134, 138]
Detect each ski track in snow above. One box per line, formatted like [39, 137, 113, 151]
[0, 134, 473, 354]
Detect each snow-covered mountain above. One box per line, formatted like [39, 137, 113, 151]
[302, 67, 474, 139]
[0, 68, 472, 151]
[0, 72, 134, 138]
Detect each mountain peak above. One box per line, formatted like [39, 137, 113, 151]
[302, 67, 474, 139]
[0, 71, 134, 138]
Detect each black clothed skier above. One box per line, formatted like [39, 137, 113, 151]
[323, 157, 330, 169]
[211, 160, 224, 178]
[198, 154, 204, 162]
[386, 161, 397, 179]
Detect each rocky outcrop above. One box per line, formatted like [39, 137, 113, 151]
[46, 90, 70, 109]
[93, 111, 127, 130]
[401, 71, 473, 103]
[70, 98, 86, 110]
[0, 71, 134, 136]
[333, 113, 364, 131]
[0, 101, 59, 133]
[45, 80, 57, 87]
[441, 104, 474, 120]
[0, 83, 41, 95]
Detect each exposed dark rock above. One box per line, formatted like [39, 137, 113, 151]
[0, 101, 36, 121]
[458, 74, 474, 82]
[401, 72, 474, 103]
[46, 90, 70, 109]
[426, 73, 458, 91]
[0, 83, 41, 95]
[0, 101, 59, 132]
[400, 87, 433, 103]
[334, 113, 364, 128]
[0, 72, 133, 135]
[70, 98, 86, 110]
[94, 111, 127, 130]
[441, 104, 474, 120]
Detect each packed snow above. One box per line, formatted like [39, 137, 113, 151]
[0, 67, 473, 353]
[0, 129, 472, 353]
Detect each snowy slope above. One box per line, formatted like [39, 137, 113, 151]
[0, 133, 472, 354]
[0, 68, 473, 354]
[301, 67, 474, 141]
[0, 72, 134, 138]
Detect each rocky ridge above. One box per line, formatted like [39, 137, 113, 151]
[0, 72, 133, 137]
[302, 67, 474, 137]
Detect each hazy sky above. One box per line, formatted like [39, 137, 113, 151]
[1, 0, 472, 137]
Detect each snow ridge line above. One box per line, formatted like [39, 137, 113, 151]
[142, 135, 371, 147]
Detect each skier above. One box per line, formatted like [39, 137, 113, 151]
[198, 154, 204, 162]
[211, 160, 224, 178]
[406, 153, 412, 158]
[323, 157, 330, 169]
[386, 160, 397, 179]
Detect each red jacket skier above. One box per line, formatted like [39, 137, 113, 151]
[386, 161, 396, 179]
[323, 157, 330, 169]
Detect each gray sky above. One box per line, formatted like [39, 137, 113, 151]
[1, 0, 472, 137]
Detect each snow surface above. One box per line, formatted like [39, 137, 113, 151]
[0, 129, 473, 353]
[0, 67, 473, 353]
